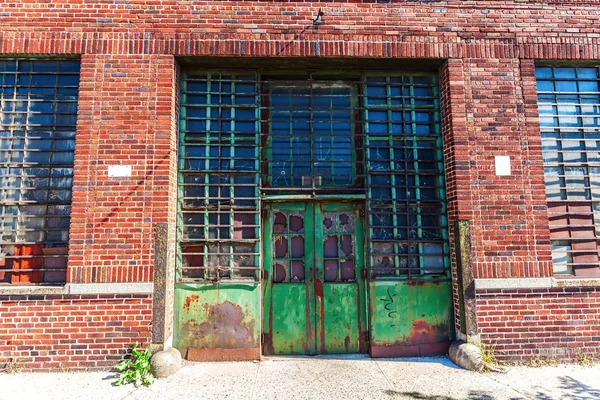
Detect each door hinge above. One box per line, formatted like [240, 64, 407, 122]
[261, 206, 269, 219]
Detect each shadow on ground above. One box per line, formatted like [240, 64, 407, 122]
[381, 390, 522, 400]
[526, 375, 600, 400]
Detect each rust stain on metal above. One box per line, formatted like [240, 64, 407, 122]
[183, 294, 199, 311]
[262, 332, 275, 355]
[182, 301, 257, 349]
[315, 278, 326, 354]
[409, 320, 449, 345]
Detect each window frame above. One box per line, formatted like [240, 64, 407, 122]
[0, 58, 80, 285]
[536, 65, 600, 277]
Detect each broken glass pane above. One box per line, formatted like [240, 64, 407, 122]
[324, 260, 338, 282]
[273, 212, 287, 233]
[290, 260, 305, 282]
[323, 236, 338, 258]
[289, 213, 304, 233]
[340, 235, 353, 257]
[273, 262, 287, 283]
[323, 212, 336, 233]
[274, 236, 288, 258]
[341, 260, 355, 281]
[290, 236, 304, 258]
[339, 212, 354, 233]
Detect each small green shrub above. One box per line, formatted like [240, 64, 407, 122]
[114, 342, 155, 387]
[576, 352, 595, 367]
[480, 343, 499, 371]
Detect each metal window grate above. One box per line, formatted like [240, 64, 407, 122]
[262, 81, 360, 190]
[364, 75, 449, 279]
[178, 72, 261, 282]
[178, 70, 448, 282]
[0, 60, 79, 285]
[537, 66, 600, 275]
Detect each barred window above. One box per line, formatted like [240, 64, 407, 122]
[178, 70, 448, 282]
[537, 66, 600, 277]
[178, 72, 260, 281]
[0, 60, 79, 284]
[365, 75, 448, 279]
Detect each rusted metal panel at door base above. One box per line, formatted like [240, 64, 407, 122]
[173, 283, 261, 361]
[369, 280, 454, 357]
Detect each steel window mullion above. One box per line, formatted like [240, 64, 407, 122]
[431, 76, 449, 271]
[406, 76, 422, 275]
[384, 77, 400, 278]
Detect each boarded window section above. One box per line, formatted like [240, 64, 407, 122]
[178, 72, 260, 281]
[537, 66, 600, 276]
[365, 75, 449, 279]
[0, 60, 79, 284]
[263, 81, 360, 190]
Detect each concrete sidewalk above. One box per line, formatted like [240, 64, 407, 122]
[1, 355, 599, 400]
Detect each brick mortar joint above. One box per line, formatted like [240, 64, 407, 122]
[475, 277, 600, 291]
[0, 282, 154, 296]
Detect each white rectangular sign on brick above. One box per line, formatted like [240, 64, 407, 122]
[494, 156, 511, 176]
[108, 165, 132, 178]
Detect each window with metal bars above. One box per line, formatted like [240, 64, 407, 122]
[178, 72, 261, 281]
[0, 60, 79, 285]
[537, 66, 600, 277]
[178, 70, 448, 282]
[365, 75, 448, 279]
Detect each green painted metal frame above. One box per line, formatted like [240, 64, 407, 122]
[176, 68, 452, 358]
[262, 78, 361, 190]
[262, 201, 367, 354]
[364, 73, 449, 281]
[177, 71, 261, 283]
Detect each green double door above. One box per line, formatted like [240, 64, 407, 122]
[262, 201, 368, 355]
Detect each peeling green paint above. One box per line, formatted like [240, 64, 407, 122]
[369, 280, 454, 346]
[173, 283, 261, 356]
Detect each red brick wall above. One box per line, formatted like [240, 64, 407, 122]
[0, 0, 600, 369]
[477, 288, 600, 362]
[69, 54, 178, 284]
[442, 58, 553, 280]
[0, 295, 152, 372]
[1, 1, 593, 283]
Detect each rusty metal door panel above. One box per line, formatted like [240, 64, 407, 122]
[263, 201, 367, 355]
[263, 202, 316, 355]
[173, 283, 261, 359]
[269, 284, 311, 354]
[321, 284, 361, 353]
[369, 280, 454, 357]
[316, 202, 367, 354]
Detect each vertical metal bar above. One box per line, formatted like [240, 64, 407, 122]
[408, 76, 424, 275]
[176, 73, 188, 281]
[386, 76, 399, 277]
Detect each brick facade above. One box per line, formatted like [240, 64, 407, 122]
[0, 294, 152, 372]
[1, 0, 600, 370]
[477, 288, 600, 362]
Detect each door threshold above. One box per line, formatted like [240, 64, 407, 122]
[262, 354, 370, 361]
